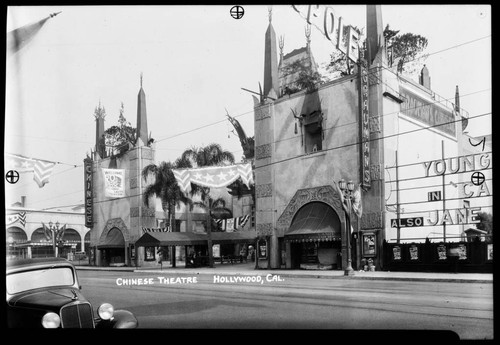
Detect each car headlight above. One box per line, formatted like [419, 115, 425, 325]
[42, 312, 61, 328]
[98, 303, 114, 320]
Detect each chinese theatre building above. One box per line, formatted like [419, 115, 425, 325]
[253, 5, 488, 272]
[87, 77, 157, 267]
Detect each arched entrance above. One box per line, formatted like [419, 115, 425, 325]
[31, 228, 54, 258]
[98, 227, 125, 266]
[285, 202, 342, 269]
[6, 227, 28, 259]
[84, 231, 90, 254]
[59, 229, 82, 258]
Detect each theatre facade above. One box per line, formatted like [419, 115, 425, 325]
[252, 5, 489, 272]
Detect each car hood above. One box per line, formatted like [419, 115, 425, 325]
[8, 288, 87, 310]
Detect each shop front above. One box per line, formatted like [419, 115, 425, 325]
[283, 202, 343, 270]
[135, 230, 258, 268]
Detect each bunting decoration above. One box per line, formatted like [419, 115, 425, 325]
[6, 212, 26, 227]
[5, 153, 56, 188]
[7, 12, 61, 56]
[142, 227, 171, 234]
[215, 215, 250, 232]
[173, 163, 253, 194]
[351, 184, 363, 218]
[102, 168, 125, 198]
[33, 160, 56, 187]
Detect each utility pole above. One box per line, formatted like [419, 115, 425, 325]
[396, 151, 400, 243]
[442, 141, 446, 242]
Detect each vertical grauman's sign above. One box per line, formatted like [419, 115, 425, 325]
[84, 158, 93, 228]
[359, 56, 371, 189]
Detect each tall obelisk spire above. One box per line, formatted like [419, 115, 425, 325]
[263, 6, 279, 99]
[136, 73, 149, 146]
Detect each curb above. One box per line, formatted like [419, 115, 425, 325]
[75, 267, 492, 283]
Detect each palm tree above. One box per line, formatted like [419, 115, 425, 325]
[178, 143, 235, 203]
[142, 161, 191, 232]
[177, 143, 235, 267]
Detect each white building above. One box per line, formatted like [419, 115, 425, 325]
[6, 196, 89, 260]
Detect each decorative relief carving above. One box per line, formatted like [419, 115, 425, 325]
[255, 105, 271, 121]
[142, 148, 153, 160]
[370, 164, 383, 180]
[368, 67, 380, 86]
[98, 217, 130, 244]
[369, 116, 381, 133]
[130, 207, 155, 217]
[130, 177, 138, 189]
[277, 185, 344, 232]
[361, 212, 383, 230]
[255, 144, 271, 160]
[256, 183, 273, 198]
[256, 223, 273, 236]
[142, 207, 156, 217]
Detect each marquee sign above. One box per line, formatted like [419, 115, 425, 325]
[292, 5, 360, 62]
[399, 86, 456, 137]
[391, 217, 424, 228]
[84, 158, 93, 228]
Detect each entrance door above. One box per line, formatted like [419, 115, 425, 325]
[290, 242, 302, 269]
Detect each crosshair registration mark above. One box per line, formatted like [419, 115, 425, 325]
[6, 170, 19, 184]
[471, 172, 485, 186]
[230, 6, 244, 19]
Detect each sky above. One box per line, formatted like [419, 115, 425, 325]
[4, 5, 492, 211]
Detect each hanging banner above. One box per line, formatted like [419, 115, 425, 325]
[84, 158, 93, 228]
[5, 153, 56, 188]
[6, 212, 26, 227]
[173, 163, 253, 194]
[102, 168, 125, 198]
[214, 215, 250, 232]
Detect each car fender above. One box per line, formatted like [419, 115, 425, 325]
[95, 309, 138, 329]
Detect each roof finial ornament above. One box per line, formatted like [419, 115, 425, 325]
[268, 6, 272, 23]
[279, 35, 284, 56]
[140, 72, 143, 88]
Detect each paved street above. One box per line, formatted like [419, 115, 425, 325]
[77, 270, 493, 339]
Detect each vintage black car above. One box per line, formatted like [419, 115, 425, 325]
[6, 257, 138, 328]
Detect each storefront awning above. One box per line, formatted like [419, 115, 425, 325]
[97, 228, 125, 249]
[284, 202, 341, 242]
[135, 230, 258, 247]
[211, 230, 257, 244]
[135, 232, 208, 246]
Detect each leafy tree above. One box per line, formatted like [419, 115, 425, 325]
[324, 24, 428, 78]
[385, 24, 428, 74]
[476, 212, 492, 240]
[281, 60, 323, 95]
[104, 103, 137, 156]
[324, 25, 362, 79]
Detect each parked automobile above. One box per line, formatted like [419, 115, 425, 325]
[6, 257, 138, 328]
[74, 251, 87, 260]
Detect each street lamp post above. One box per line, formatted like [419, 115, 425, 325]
[339, 179, 355, 276]
[48, 221, 61, 258]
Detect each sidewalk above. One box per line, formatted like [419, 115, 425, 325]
[75, 261, 493, 283]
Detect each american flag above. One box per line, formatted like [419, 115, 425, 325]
[214, 214, 250, 232]
[5, 153, 56, 188]
[6, 212, 26, 227]
[142, 227, 171, 234]
[173, 163, 253, 194]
